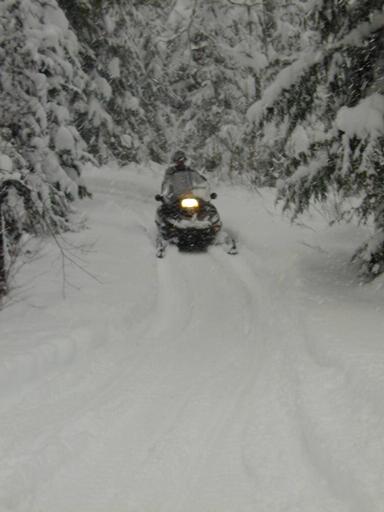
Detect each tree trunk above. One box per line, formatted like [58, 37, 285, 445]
[0, 213, 7, 297]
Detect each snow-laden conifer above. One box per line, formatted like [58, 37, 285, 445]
[0, 0, 87, 295]
[162, 0, 310, 179]
[246, 0, 384, 277]
[59, 0, 170, 164]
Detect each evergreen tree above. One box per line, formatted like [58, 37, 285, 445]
[0, 0, 88, 295]
[246, 0, 384, 277]
[161, 0, 249, 176]
[162, 0, 310, 178]
[58, 0, 171, 164]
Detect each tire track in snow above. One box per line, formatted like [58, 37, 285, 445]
[0, 228, 227, 511]
[117, 247, 279, 512]
[214, 247, 355, 510]
[112, 249, 264, 511]
[0, 186, 165, 511]
[151, 244, 340, 510]
[170, 247, 280, 510]
[30, 247, 268, 511]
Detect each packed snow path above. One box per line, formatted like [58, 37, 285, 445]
[1, 165, 384, 512]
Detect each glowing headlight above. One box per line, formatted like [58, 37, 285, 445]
[181, 197, 199, 208]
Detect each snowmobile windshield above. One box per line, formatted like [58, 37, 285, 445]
[167, 170, 210, 201]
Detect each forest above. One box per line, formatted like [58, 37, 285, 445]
[1, 0, 384, 296]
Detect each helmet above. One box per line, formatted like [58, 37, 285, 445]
[171, 150, 187, 164]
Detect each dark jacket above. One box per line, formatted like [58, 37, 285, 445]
[161, 164, 208, 201]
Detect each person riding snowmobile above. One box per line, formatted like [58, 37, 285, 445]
[160, 150, 209, 202]
[155, 150, 237, 257]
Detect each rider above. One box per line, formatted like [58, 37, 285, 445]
[161, 150, 208, 202]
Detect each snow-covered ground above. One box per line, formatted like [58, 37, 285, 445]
[1, 164, 384, 512]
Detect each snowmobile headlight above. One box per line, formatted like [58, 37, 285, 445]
[181, 197, 199, 209]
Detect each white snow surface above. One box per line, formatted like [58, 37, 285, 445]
[1, 164, 384, 512]
[0, 154, 13, 173]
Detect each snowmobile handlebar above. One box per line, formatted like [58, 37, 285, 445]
[155, 192, 217, 202]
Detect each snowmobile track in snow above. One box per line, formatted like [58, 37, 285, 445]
[2, 167, 384, 512]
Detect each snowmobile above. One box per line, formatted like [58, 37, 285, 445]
[154, 190, 237, 258]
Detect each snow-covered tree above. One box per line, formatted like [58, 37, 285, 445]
[0, 0, 90, 199]
[246, 0, 384, 277]
[235, 0, 313, 185]
[0, 0, 88, 295]
[158, 0, 247, 176]
[59, 0, 171, 164]
[160, 0, 311, 179]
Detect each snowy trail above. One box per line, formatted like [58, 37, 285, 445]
[1, 165, 384, 511]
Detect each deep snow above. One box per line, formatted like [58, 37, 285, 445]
[1, 164, 384, 512]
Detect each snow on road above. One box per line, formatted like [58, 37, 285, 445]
[1, 164, 384, 511]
